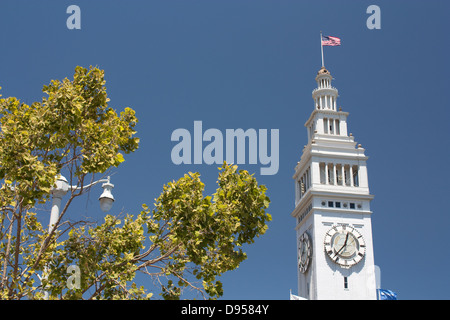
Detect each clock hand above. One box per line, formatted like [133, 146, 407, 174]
[335, 233, 349, 256]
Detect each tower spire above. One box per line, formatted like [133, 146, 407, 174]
[312, 67, 338, 111]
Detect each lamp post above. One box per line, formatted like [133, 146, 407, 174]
[42, 175, 115, 298]
[49, 175, 115, 232]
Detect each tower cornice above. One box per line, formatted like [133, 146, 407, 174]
[304, 109, 349, 128]
[294, 138, 368, 179]
[291, 189, 374, 219]
[312, 86, 338, 97]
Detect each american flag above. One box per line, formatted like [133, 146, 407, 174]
[322, 35, 341, 46]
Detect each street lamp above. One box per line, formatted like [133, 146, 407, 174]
[49, 175, 115, 232]
[99, 178, 115, 213]
[42, 175, 115, 298]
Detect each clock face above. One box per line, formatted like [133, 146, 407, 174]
[298, 232, 312, 273]
[324, 225, 365, 269]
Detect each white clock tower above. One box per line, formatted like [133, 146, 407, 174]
[292, 66, 377, 300]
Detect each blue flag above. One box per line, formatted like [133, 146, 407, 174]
[377, 289, 398, 300]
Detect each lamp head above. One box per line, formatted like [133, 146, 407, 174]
[99, 180, 114, 212]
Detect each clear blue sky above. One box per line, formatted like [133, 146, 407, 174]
[1, 0, 449, 300]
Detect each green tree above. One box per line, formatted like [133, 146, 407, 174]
[0, 66, 271, 299]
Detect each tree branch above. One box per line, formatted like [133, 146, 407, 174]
[0, 214, 15, 291]
[11, 206, 22, 289]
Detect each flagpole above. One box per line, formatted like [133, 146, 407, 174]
[320, 31, 324, 67]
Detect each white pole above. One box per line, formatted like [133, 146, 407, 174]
[43, 191, 63, 299]
[49, 195, 62, 233]
[43, 176, 68, 299]
[320, 31, 324, 67]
